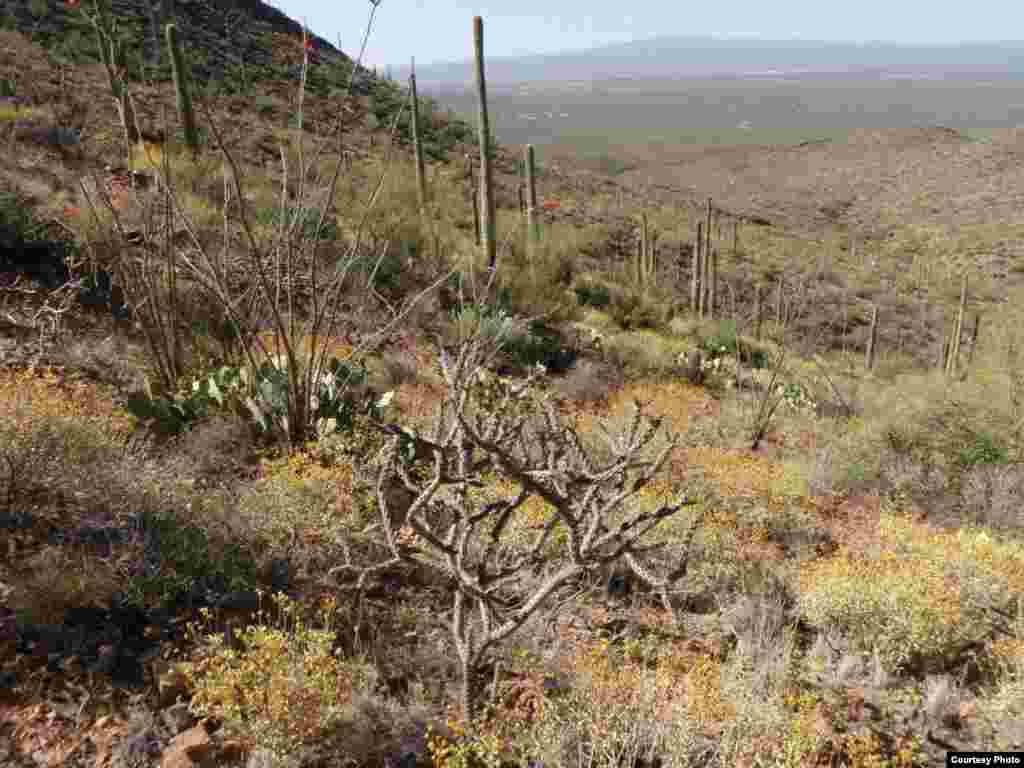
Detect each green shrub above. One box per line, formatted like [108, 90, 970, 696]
[254, 205, 339, 241]
[574, 280, 611, 309]
[124, 506, 257, 611]
[252, 94, 276, 114]
[701, 319, 738, 358]
[502, 321, 576, 372]
[958, 431, 1008, 468]
[350, 247, 404, 294]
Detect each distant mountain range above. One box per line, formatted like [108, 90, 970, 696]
[398, 35, 1024, 89]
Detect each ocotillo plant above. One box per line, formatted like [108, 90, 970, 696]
[473, 16, 497, 271]
[83, 1, 139, 165]
[865, 304, 879, 371]
[409, 58, 428, 212]
[165, 24, 198, 158]
[524, 144, 539, 245]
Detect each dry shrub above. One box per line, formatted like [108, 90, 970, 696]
[0, 368, 134, 508]
[960, 463, 1024, 532]
[523, 636, 695, 768]
[602, 332, 679, 377]
[237, 452, 373, 578]
[554, 357, 623, 405]
[377, 349, 420, 390]
[174, 412, 260, 487]
[11, 543, 126, 625]
[57, 335, 149, 393]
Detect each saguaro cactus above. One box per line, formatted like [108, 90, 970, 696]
[865, 304, 879, 371]
[466, 154, 481, 247]
[473, 16, 497, 271]
[947, 273, 968, 377]
[524, 144, 539, 245]
[409, 58, 428, 211]
[754, 283, 762, 341]
[691, 221, 703, 314]
[165, 24, 198, 158]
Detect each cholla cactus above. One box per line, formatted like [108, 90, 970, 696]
[333, 324, 701, 722]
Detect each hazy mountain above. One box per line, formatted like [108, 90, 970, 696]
[399, 35, 1024, 89]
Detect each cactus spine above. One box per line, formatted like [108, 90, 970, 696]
[473, 16, 497, 271]
[165, 24, 198, 158]
[409, 58, 428, 212]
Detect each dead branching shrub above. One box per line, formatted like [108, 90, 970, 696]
[333, 300, 702, 723]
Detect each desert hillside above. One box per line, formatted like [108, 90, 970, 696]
[1, 4, 1023, 768]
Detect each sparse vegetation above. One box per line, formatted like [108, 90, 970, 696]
[2, 5, 1024, 768]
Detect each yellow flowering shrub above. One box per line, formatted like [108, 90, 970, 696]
[180, 592, 370, 760]
[795, 507, 1012, 670]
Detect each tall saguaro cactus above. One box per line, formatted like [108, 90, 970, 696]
[865, 304, 879, 371]
[409, 57, 428, 212]
[524, 144, 539, 245]
[165, 24, 198, 158]
[946, 273, 969, 377]
[691, 221, 703, 314]
[473, 16, 497, 271]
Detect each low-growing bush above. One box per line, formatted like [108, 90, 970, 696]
[701, 319, 738, 358]
[253, 205, 339, 241]
[574, 279, 611, 309]
[606, 288, 667, 330]
[180, 592, 375, 761]
[501, 321, 576, 373]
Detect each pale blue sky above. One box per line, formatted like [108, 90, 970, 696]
[269, 0, 1023, 69]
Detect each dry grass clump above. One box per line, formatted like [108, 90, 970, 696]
[960, 462, 1024, 532]
[173, 412, 261, 487]
[553, 357, 624, 405]
[10, 541, 128, 626]
[0, 367, 135, 509]
[237, 451, 373, 578]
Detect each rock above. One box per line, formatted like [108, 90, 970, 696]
[159, 724, 213, 768]
[112, 724, 163, 768]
